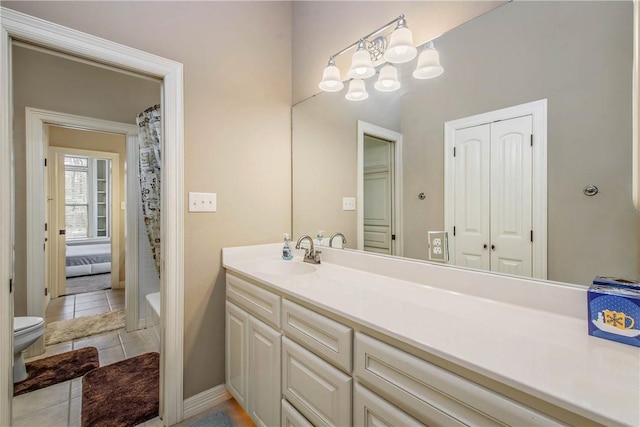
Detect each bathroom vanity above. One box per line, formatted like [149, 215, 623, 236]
[223, 244, 640, 427]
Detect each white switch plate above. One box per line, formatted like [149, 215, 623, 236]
[189, 192, 217, 212]
[343, 197, 356, 211]
[428, 231, 448, 262]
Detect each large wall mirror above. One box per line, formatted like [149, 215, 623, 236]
[293, 1, 640, 287]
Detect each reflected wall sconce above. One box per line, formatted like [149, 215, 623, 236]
[318, 14, 444, 101]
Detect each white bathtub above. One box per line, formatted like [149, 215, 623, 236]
[145, 292, 160, 352]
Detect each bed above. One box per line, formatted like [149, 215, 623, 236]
[65, 242, 112, 277]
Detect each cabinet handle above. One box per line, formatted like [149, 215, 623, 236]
[491, 244, 496, 250]
[483, 244, 488, 249]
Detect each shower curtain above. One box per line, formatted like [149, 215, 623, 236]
[137, 105, 162, 276]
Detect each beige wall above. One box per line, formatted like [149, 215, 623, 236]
[292, 1, 503, 104]
[292, 1, 640, 286]
[11, 44, 160, 317]
[47, 126, 126, 284]
[5, 1, 292, 398]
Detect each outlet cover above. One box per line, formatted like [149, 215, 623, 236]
[189, 192, 217, 212]
[343, 197, 356, 211]
[428, 231, 448, 262]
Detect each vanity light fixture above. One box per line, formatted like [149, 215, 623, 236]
[374, 63, 401, 92]
[319, 57, 344, 92]
[384, 15, 417, 64]
[345, 79, 369, 101]
[318, 14, 444, 100]
[413, 41, 444, 79]
[347, 39, 376, 79]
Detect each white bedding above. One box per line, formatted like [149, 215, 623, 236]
[65, 243, 111, 277]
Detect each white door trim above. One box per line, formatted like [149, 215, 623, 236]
[1, 7, 185, 425]
[444, 99, 548, 280]
[357, 121, 403, 257]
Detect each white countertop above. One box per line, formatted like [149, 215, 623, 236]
[223, 244, 640, 426]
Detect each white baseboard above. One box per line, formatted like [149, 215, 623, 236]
[183, 384, 232, 420]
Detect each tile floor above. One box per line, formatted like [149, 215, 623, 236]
[12, 289, 159, 427]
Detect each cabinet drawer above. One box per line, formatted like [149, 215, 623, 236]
[355, 333, 563, 427]
[354, 381, 428, 427]
[227, 273, 281, 328]
[282, 299, 352, 372]
[282, 399, 313, 427]
[282, 337, 352, 427]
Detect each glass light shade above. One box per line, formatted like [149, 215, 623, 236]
[319, 63, 344, 92]
[345, 79, 369, 101]
[413, 43, 444, 79]
[374, 64, 401, 92]
[384, 26, 417, 63]
[347, 47, 375, 79]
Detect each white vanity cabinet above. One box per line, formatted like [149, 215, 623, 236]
[225, 274, 282, 427]
[282, 337, 352, 427]
[354, 332, 564, 427]
[353, 381, 426, 427]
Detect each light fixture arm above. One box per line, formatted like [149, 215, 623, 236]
[326, 15, 406, 60]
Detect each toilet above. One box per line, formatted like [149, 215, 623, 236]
[13, 316, 45, 383]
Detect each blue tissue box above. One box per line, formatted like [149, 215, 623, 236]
[588, 281, 640, 348]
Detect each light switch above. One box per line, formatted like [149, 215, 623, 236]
[342, 197, 356, 211]
[189, 192, 217, 212]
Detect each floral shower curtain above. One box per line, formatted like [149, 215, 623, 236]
[137, 105, 162, 276]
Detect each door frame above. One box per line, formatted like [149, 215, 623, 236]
[30, 111, 140, 333]
[444, 99, 547, 280]
[48, 146, 121, 298]
[1, 7, 185, 425]
[357, 120, 403, 256]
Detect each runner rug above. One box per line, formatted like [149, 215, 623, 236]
[82, 352, 159, 427]
[45, 309, 125, 346]
[14, 347, 99, 396]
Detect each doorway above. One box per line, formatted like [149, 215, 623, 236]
[357, 120, 404, 256]
[49, 145, 120, 298]
[1, 8, 185, 425]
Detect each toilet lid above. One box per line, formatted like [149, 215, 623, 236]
[14, 316, 44, 333]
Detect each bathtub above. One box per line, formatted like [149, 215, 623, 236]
[145, 292, 160, 352]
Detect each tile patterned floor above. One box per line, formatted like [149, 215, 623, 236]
[12, 289, 158, 427]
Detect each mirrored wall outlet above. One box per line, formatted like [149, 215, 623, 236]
[428, 231, 448, 262]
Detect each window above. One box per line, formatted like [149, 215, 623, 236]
[64, 155, 110, 239]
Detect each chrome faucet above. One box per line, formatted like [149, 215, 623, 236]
[329, 232, 347, 248]
[295, 235, 321, 264]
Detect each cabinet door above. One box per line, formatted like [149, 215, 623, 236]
[248, 316, 282, 427]
[226, 301, 249, 408]
[282, 337, 352, 427]
[354, 382, 426, 427]
[282, 399, 314, 427]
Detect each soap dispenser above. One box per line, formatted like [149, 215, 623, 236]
[282, 233, 293, 260]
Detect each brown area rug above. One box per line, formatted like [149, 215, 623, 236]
[82, 352, 159, 427]
[46, 309, 125, 346]
[14, 347, 99, 396]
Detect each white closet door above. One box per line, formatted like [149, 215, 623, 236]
[490, 116, 533, 276]
[453, 124, 491, 270]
